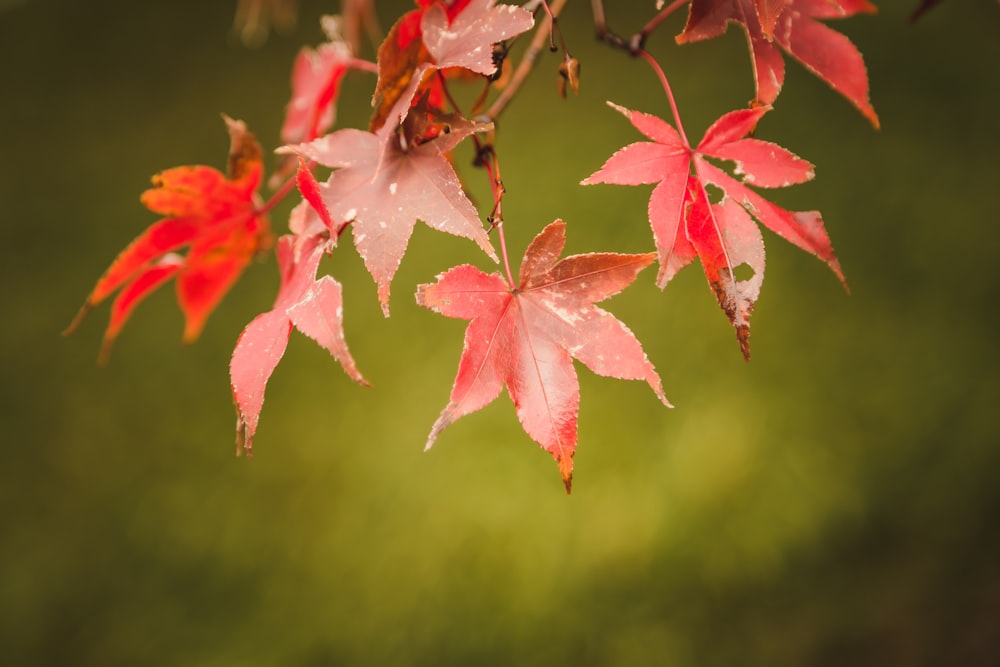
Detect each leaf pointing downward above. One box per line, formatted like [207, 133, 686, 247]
[230, 228, 367, 454]
[677, 0, 879, 127]
[583, 102, 845, 360]
[283, 109, 497, 317]
[67, 117, 271, 362]
[417, 220, 669, 493]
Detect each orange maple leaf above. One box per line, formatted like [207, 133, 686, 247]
[67, 116, 272, 362]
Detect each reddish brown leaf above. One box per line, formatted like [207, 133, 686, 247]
[417, 220, 669, 492]
[678, 0, 879, 128]
[67, 117, 272, 361]
[370, 7, 433, 132]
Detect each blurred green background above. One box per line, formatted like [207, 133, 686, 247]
[2, 1, 999, 665]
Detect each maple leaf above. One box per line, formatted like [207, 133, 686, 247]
[370, 0, 533, 131]
[280, 20, 353, 145]
[417, 220, 669, 493]
[281, 105, 497, 317]
[583, 103, 845, 360]
[67, 116, 272, 362]
[677, 0, 879, 128]
[230, 224, 368, 453]
[420, 0, 534, 75]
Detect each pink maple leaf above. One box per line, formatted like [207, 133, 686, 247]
[417, 220, 669, 492]
[281, 26, 353, 145]
[230, 223, 367, 453]
[370, 0, 534, 131]
[677, 0, 879, 128]
[281, 108, 497, 316]
[583, 103, 846, 359]
[421, 0, 535, 75]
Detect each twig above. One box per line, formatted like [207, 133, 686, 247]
[485, 0, 569, 121]
[592, 0, 689, 54]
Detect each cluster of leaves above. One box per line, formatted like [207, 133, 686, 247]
[70, 0, 880, 492]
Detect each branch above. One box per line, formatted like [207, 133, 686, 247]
[485, 0, 569, 121]
[592, 0, 689, 55]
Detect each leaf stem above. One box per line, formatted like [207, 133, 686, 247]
[538, 0, 571, 55]
[437, 70, 466, 117]
[256, 173, 299, 216]
[472, 137, 515, 288]
[639, 0, 688, 45]
[637, 48, 690, 148]
[592, 0, 689, 53]
[345, 57, 378, 75]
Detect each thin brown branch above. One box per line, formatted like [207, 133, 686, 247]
[592, 0, 690, 55]
[484, 0, 569, 121]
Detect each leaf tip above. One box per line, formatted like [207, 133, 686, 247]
[63, 302, 92, 338]
[737, 324, 751, 362]
[557, 454, 574, 494]
[378, 284, 392, 318]
[827, 258, 849, 293]
[426, 407, 454, 451]
[181, 319, 205, 345]
[651, 378, 672, 409]
[234, 412, 254, 458]
[96, 334, 117, 367]
[605, 101, 630, 118]
[222, 114, 262, 181]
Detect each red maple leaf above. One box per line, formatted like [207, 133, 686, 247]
[370, 0, 533, 131]
[677, 0, 879, 128]
[417, 220, 669, 492]
[282, 105, 497, 316]
[230, 221, 367, 453]
[281, 23, 353, 145]
[583, 103, 846, 359]
[420, 0, 534, 75]
[67, 117, 272, 362]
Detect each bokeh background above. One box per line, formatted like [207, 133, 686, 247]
[2, 1, 999, 664]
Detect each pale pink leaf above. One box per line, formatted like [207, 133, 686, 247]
[584, 102, 845, 357]
[281, 39, 352, 144]
[287, 275, 367, 385]
[696, 158, 845, 284]
[283, 113, 496, 316]
[231, 310, 295, 452]
[418, 220, 666, 492]
[649, 174, 697, 287]
[421, 0, 535, 75]
[231, 233, 365, 452]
